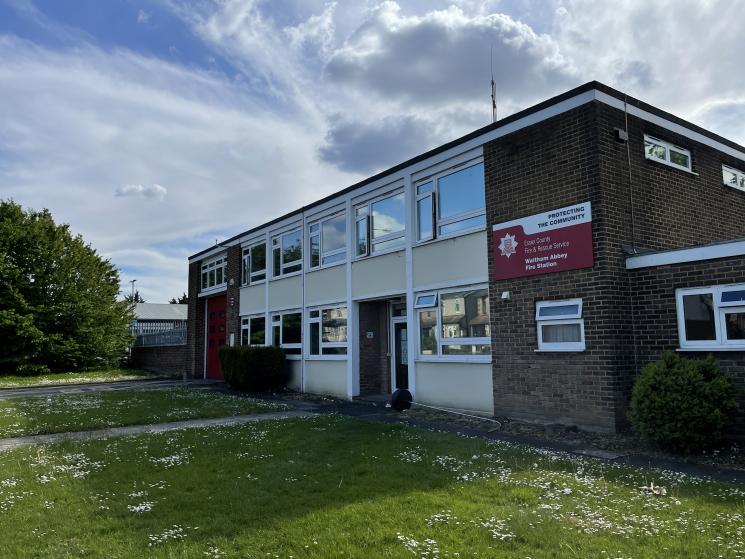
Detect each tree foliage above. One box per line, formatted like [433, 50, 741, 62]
[0, 200, 134, 375]
[169, 292, 188, 305]
[124, 290, 145, 304]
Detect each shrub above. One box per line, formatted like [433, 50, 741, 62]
[219, 345, 288, 392]
[628, 352, 740, 453]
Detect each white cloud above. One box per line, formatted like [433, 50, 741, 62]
[137, 9, 150, 25]
[115, 183, 168, 200]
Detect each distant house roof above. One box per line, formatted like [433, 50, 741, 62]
[134, 303, 188, 321]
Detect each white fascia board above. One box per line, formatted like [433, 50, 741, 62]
[595, 91, 745, 163]
[626, 240, 745, 270]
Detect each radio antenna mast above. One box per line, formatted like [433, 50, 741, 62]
[490, 45, 497, 123]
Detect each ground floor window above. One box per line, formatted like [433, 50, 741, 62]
[240, 315, 266, 346]
[416, 286, 490, 358]
[677, 284, 745, 349]
[307, 305, 348, 357]
[535, 299, 585, 352]
[271, 311, 302, 355]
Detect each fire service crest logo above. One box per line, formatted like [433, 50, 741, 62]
[498, 233, 518, 258]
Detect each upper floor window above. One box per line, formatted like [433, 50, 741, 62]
[722, 164, 745, 192]
[309, 213, 346, 269]
[241, 243, 266, 286]
[644, 135, 692, 172]
[535, 299, 585, 352]
[416, 286, 490, 358]
[201, 256, 226, 291]
[416, 161, 485, 242]
[355, 191, 405, 257]
[272, 229, 302, 278]
[677, 284, 745, 350]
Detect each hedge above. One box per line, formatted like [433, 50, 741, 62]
[218, 345, 288, 392]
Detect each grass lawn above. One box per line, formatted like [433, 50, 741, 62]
[0, 368, 164, 389]
[0, 415, 743, 558]
[0, 388, 289, 438]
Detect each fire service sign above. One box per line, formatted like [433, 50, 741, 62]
[492, 202, 593, 280]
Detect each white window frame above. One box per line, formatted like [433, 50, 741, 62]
[535, 299, 585, 352]
[415, 159, 486, 243]
[270, 311, 302, 358]
[271, 229, 302, 279]
[200, 255, 227, 292]
[354, 189, 406, 258]
[306, 305, 348, 359]
[240, 314, 266, 346]
[415, 284, 491, 362]
[644, 134, 693, 172]
[722, 164, 745, 193]
[308, 212, 347, 270]
[676, 284, 745, 350]
[241, 242, 267, 286]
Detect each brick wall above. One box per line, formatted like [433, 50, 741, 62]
[186, 261, 204, 379]
[358, 301, 390, 396]
[629, 256, 745, 433]
[225, 245, 242, 347]
[130, 345, 186, 377]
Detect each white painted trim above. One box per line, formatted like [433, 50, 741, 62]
[390, 315, 409, 392]
[413, 277, 489, 293]
[595, 91, 745, 162]
[352, 289, 408, 302]
[404, 171, 416, 398]
[626, 239, 745, 269]
[411, 149, 483, 183]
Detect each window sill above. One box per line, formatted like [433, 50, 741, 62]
[198, 285, 227, 297]
[241, 280, 266, 288]
[271, 270, 303, 281]
[307, 261, 346, 273]
[416, 357, 491, 364]
[534, 347, 586, 353]
[677, 346, 745, 352]
[645, 156, 698, 175]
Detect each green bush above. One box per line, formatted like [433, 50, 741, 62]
[219, 345, 288, 392]
[628, 352, 740, 453]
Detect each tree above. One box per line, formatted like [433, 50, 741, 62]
[124, 290, 145, 304]
[0, 200, 134, 375]
[169, 292, 188, 305]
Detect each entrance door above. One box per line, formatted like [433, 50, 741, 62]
[393, 321, 409, 390]
[206, 296, 227, 379]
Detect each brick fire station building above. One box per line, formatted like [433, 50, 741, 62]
[187, 81, 745, 433]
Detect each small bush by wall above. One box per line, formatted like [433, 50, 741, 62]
[628, 352, 740, 453]
[219, 346, 287, 391]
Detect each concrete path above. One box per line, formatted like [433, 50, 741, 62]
[0, 378, 220, 400]
[0, 410, 313, 452]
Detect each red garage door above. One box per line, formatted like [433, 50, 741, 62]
[206, 295, 227, 379]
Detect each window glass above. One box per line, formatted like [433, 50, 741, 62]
[417, 181, 433, 195]
[250, 317, 265, 345]
[439, 214, 486, 236]
[372, 193, 405, 239]
[419, 311, 437, 355]
[725, 311, 745, 340]
[442, 344, 490, 355]
[372, 237, 405, 253]
[356, 217, 368, 256]
[282, 231, 302, 265]
[322, 252, 345, 265]
[682, 293, 716, 341]
[241, 328, 249, 346]
[273, 246, 281, 277]
[251, 244, 266, 280]
[322, 347, 347, 355]
[209, 269, 215, 286]
[282, 313, 302, 344]
[440, 289, 491, 339]
[310, 233, 320, 268]
[309, 322, 320, 355]
[272, 325, 280, 346]
[645, 138, 666, 160]
[669, 149, 689, 168]
[322, 307, 347, 343]
[541, 323, 582, 343]
[417, 196, 433, 241]
[415, 294, 437, 308]
[721, 290, 745, 304]
[727, 168, 743, 186]
[438, 163, 484, 220]
[322, 214, 346, 253]
[538, 304, 580, 318]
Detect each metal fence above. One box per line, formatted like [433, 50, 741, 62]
[133, 328, 187, 347]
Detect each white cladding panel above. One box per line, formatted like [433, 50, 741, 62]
[304, 360, 347, 398]
[287, 360, 302, 392]
[415, 361, 493, 414]
[268, 275, 302, 310]
[352, 251, 406, 298]
[305, 265, 347, 305]
[413, 231, 487, 289]
[239, 284, 266, 316]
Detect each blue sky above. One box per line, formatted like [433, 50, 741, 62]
[1, 0, 744, 302]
